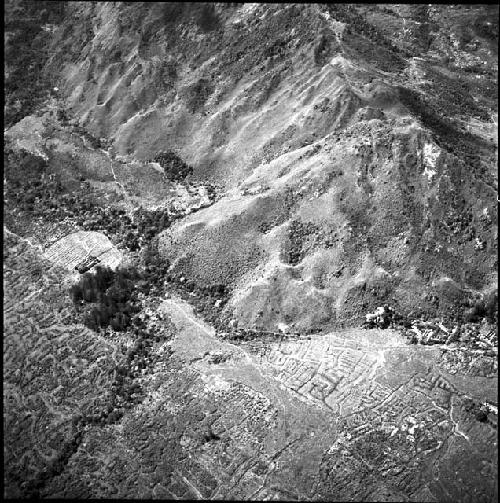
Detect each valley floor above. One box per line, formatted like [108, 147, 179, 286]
[4, 228, 498, 500]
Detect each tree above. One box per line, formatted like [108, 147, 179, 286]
[94, 265, 114, 290]
[69, 284, 83, 303]
[83, 287, 96, 303]
[196, 4, 220, 32]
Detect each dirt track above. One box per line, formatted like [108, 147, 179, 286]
[151, 296, 498, 500]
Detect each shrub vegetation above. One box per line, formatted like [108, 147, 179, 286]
[70, 265, 142, 331]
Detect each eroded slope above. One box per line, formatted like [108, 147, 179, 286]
[16, 2, 496, 331]
[3, 3, 498, 500]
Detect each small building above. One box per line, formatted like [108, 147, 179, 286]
[74, 255, 101, 274]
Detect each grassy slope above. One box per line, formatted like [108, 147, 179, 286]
[9, 3, 499, 331]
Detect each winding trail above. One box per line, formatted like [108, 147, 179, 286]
[158, 294, 496, 498]
[4, 226, 43, 253]
[99, 147, 129, 198]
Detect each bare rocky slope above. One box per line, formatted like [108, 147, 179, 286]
[29, 2, 497, 332]
[4, 2, 498, 500]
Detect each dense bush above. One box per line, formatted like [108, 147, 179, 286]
[420, 68, 491, 122]
[4, 0, 66, 126]
[182, 78, 214, 114]
[5, 143, 178, 255]
[472, 16, 499, 43]
[135, 241, 174, 297]
[134, 207, 171, 236]
[194, 3, 220, 32]
[70, 266, 142, 332]
[161, 2, 187, 25]
[281, 220, 318, 265]
[313, 34, 332, 66]
[397, 86, 487, 167]
[484, 292, 498, 323]
[464, 291, 498, 323]
[327, 4, 406, 57]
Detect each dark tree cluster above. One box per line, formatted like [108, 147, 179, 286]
[70, 265, 142, 332]
[421, 69, 491, 122]
[4, 0, 66, 127]
[281, 220, 318, 265]
[72, 125, 103, 149]
[313, 34, 333, 66]
[397, 86, 488, 172]
[151, 151, 194, 181]
[80, 205, 173, 252]
[134, 207, 171, 240]
[181, 78, 214, 114]
[224, 328, 291, 343]
[327, 4, 409, 58]
[463, 398, 492, 423]
[4, 143, 181, 257]
[82, 206, 136, 245]
[464, 291, 498, 324]
[140, 242, 171, 293]
[193, 3, 220, 33]
[264, 37, 292, 60]
[4, 147, 66, 215]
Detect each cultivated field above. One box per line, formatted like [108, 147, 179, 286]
[43, 231, 123, 272]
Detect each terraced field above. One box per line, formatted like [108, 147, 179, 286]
[43, 231, 123, 271]
[4, 2, 497, 500]
[6, 233, 495, 501]
[3, 230, 123, 497]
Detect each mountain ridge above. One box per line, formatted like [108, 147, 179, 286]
[4, 2, 498, 500]
[5, 2, 498, 331]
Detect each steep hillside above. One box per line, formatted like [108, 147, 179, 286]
[27, 2, 498, 331]
[4, 3, 498, 501]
